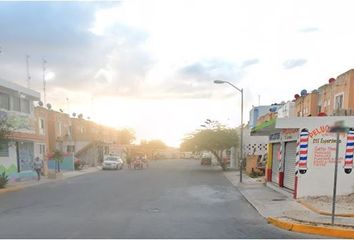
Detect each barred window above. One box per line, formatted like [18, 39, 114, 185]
[0, 141, 9, 157]
[0, 93, 10, 110]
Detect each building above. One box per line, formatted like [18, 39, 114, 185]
[277, 101, 296, 119]
[0, 79, 41, 181]
[298, 69, 354, 117]
[46, 108, 74, 154]
[295, 90, 319, 117]
[275, 116, 354, 198]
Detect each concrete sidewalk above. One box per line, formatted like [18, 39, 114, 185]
[224, 171, 354, 238]
[0, 166, 101, 194]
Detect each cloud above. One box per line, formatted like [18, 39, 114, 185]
[283, 58, 307, 69]
[0, 1, 155, 100]
[298, 27, 319, 33]
[178, 58, 259, 82]
[151, 58, 260, 99]
[241, 59, 260, 68]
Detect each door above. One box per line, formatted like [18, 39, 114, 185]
[271, 143, 280, 184]
[18, 142, 34, 171]
[283, 141, 297, 190]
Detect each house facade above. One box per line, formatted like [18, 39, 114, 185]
[0, 79, 41, 181]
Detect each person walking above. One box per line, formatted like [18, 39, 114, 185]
[33, 157, 43, 181]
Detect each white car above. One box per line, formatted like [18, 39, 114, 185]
[102, 155, 123, 170]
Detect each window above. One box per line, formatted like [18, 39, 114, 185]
[12, 96, 20, 111]
[0, 93, 10, 110]
[0, 141, 9, 157]
[58, 122, 62, 136]
[39, 144, 46, 154]
[39, 118, 45, 135]
[335, 94, 343, 110]
[20, 98, 30, 113]
[67, 145, 75, 153]
[68, 125, 72, 137]
[80, 127, 84, 134]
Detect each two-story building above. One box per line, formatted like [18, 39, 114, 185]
[0, 79, 42, 181]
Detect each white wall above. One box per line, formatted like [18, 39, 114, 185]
[0, 141, 17, 171]
[276, 116, 354, 198]
[243, 128, 268, 155]
[278, 101, 295, 118]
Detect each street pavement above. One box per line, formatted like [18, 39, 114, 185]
[0, 159, 318, 238]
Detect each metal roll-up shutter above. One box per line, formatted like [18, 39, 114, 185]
[271, 143, 280, 184]
[283, 141, 297, 190]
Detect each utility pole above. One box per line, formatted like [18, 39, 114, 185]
[26, 55, 31, 88]
[42, 59, 47, 104]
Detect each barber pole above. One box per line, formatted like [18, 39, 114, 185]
[295, 137, 300, 175]
[344, 129, 354, 174]
[299, 128, 309, 174]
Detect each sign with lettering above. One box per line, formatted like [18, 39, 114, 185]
[308, 125, 346, 167]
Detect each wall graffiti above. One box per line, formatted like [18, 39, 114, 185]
[0, 110, 35, 133]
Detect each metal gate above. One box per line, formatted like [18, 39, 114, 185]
[283, 141, 297, 190]
[271, 143, 280, 184]
[18, 142, 34, 172]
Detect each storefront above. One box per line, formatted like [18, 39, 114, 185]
[276, 116, 354, 198]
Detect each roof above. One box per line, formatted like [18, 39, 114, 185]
[0, 78, 40, 99]
[276, 116, 354, 129]
[250, 118, 280, 136]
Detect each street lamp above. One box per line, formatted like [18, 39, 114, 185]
[329, 120, 349, 225]
[214, 80, 244, 183]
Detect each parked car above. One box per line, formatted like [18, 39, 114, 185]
[200, 153, 212, 165]
[102, 155, 123, 170]
[201, 157, 211, 165]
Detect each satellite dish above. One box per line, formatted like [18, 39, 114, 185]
[300, 89, 307, 97]
[46, 103, 52, 110]
[329, 78, 336, 84]
[87, 117, 91, 120]
[38, 101, 43, 107]
[59, 109, 63, 112]
[294, 94, 300, 99]
[72, 112, 76, 117]
[312, 89, 319, 94]
[78, 114, 83, 119]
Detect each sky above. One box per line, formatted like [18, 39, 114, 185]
[1, 0, 354, 147]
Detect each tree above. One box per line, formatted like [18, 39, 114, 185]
[181, 120, 239, 170]
[140, 139, 167, 159]
[118, 128, 136, 145]
[49, 150, 64, 173]
[0, 115, 13, 141]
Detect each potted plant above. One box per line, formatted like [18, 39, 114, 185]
[0, 172, 9, 188]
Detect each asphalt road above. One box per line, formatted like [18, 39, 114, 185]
[0, 159, 318, 238]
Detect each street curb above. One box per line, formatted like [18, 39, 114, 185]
[298, 200, 354, 218]
[0, 186, 24, 195]
[267, 216, 354, 238]
[0, 167, 100, 196]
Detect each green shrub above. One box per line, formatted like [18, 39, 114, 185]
[0, 172, 9, 188]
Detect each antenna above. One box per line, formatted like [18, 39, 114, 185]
[90, 96, 94, 119]
[258, 95, 261, 106]
[66, 98, 70, 114]
[26, 55, 31, 88]
[42, 58, 47, 104]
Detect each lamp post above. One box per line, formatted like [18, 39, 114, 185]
[214, 80, 244, 183]
[329, 120, 349, 225]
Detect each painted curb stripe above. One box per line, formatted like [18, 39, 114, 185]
[267, 217, 354, 238]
